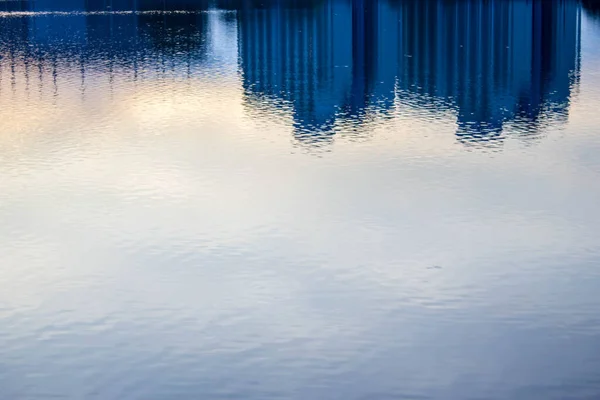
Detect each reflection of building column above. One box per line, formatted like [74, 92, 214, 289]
[516, 0, 580, 123]
[529, 0, 544, 117]
[350, 0, 377, 114]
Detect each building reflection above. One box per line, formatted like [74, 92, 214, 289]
[1, 0, 582, 148]
[237, 0, 581, 146]
[237, 0, 354, 143]
[0, 0, 216, 85]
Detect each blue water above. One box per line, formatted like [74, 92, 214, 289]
[1, 1, 600, 399]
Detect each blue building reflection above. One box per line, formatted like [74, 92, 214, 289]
[237, 0, 581, 145]
[0, 0, 214, 79]
[1, 0, 582, 147]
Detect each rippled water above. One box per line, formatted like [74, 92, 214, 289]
[2, 1, 600, 399]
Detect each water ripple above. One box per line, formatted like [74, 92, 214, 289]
[1, 1, 600, 399]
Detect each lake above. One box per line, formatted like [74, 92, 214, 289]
[1, 1, 600, 399]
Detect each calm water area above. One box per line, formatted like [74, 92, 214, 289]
[1, 0, 600, 399]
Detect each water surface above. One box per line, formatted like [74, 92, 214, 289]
[2, 1, 600, 399]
